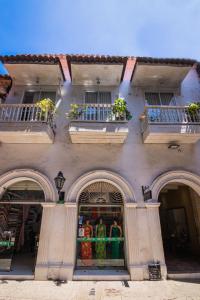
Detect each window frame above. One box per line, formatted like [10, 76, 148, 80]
[21, 88, 58, 104]
[144, 91, 176, 106]
[84, 90, 112, 105]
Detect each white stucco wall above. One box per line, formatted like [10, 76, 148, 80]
[3, 68, 200, 202]
[1, 67, 200, 280]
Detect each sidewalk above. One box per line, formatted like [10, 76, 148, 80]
[0, 279, 199, 300]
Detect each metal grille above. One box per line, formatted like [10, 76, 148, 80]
[79, 181, 123, 204]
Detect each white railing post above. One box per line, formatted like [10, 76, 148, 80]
[143, 105, 200, 125]
[0, 104, 52, 125]
[71, 103, 127, 122]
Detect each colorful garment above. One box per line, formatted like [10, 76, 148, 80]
[95, 223, 106, 259]
[81, 224, 93, 259]
[111, 226, 121, 259]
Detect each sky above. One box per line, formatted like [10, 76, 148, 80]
[0, 0, 200, 59]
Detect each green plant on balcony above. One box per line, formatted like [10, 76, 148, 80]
[67, 104, 86, 120]
[36, 98, 55, 120]
[112, 98, 132, 121]
[188, 102, 200, 122]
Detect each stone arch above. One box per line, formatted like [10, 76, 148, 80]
[66, 170, 135, 203]
[0, 168, 56, 202]
[150, 170, 200, 201]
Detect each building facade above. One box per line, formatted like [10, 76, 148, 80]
[0, 54, 200, 281]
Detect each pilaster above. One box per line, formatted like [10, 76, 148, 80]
[35, 203, 56, 280]
[59, 202, 77, 280]
[145, 203, 167, 279]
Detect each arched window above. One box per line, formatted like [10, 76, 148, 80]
[76, 181, 125, 269]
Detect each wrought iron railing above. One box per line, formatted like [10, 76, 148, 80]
[71, 104, 127, 122]
[0, 104, 53, 126]
[143, 105, 200, 124]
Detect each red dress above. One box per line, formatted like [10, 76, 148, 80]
[81, 225, 93, 259]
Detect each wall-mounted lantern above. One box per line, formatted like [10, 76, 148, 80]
[54, 171, 66, 204]
[142, 185, 152, 202]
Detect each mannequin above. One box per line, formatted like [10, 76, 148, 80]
[109, 220, 122, 259]
[81, 220, 93, 259]
[95, 218, 106, 259]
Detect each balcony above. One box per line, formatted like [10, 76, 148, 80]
[0, 104, 54, 143]
[69, 104, 129, 143]
[140, 106, 200, 143]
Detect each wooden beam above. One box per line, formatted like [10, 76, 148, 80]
[122, 58, 136, 81]
[58, 55, 71, 82]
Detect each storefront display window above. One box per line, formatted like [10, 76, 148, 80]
[76, 182, 125, 268]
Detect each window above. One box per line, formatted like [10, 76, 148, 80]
[76, 182, 125, 269]
[84, 92, 112, 121]
[145, 92, 174, 106]
[23, 91, 56, 104]
[145, 92, 178, 122]
[85, 92, 111, 104]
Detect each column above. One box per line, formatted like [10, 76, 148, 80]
[59, 202, 77, 280]
[35, 203, 55, 280]
[125, 203, 143, 280]
[145, 203, 167, 279]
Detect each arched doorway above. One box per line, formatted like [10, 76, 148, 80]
[75, 181, 126, 270]
[0, 169, 56, 278]
[158, 182, 200, 274]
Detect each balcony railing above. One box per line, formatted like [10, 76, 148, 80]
[143, 105, 200, 124]
[71, 104, 127, 122]
[0, 104, 53, 127]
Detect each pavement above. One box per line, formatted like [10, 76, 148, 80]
[0, 279, 200, 300]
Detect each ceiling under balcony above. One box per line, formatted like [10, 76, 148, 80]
[132, 61, 194, 89]
[71, 63, 124, 86]
[4, 63, 63, 86]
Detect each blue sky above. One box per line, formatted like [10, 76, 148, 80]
[0, 0, 200, 59]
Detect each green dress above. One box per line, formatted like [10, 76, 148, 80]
[111, 226, 121, 259]
[95, 224, 106, 259]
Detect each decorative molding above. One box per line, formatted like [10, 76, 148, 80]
[0, 168, 56, 202]
[41, 202, 56, 208]
[150, 170, 200, 201]
[125, 203, 137, 208]
[66, 170, 135, 203]
[64, 202, 77, 208]
[145, 203, 160, 208]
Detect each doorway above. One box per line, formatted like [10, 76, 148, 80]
[159, 183, 200, 273]
[0, 180, 44, 276]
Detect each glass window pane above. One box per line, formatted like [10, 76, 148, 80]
[76, 206, 125, 268]
[99, 92, 111, 104]
[145, 93, 160, 105]
[160, 93, 174, 105]
[40, 91, 56, 102]
[23, 91, 35, 104]
[85, 92, 98, 104]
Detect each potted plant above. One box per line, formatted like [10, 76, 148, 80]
[188, 102, 200, 122]
[112, 98, 132, 121]
[67, 104, 86, 120]
[35, 98, 55, 121]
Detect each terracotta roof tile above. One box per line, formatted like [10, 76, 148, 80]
[0, 54, 197, 66]
[0, 54, 59, 64]
[136, 56, 196, 66]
